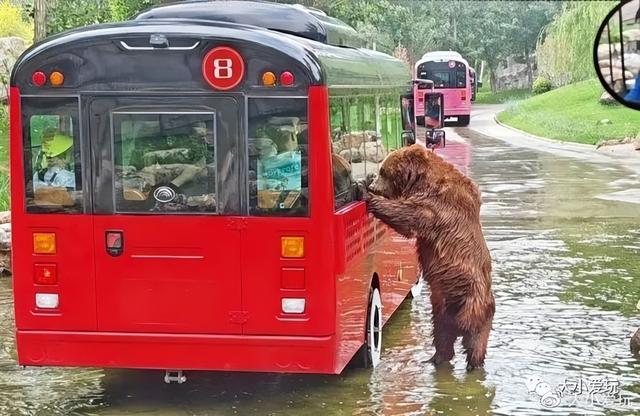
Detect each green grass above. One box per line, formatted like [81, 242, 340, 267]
[497, 79, 640, 145]
[475, 86, 533, 104]
[0, 105, 8, 211]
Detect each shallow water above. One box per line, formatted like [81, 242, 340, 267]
[1, 127, 639, 415]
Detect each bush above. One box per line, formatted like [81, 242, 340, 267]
[532, 77, 553, 95]
[0, 0, 33, 40]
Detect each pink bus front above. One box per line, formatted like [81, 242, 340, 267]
[415, 52, 472, 126]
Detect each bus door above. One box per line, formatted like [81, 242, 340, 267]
[88, 95, 244, 334]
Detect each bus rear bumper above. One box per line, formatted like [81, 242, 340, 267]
[16, 330, 339, 374]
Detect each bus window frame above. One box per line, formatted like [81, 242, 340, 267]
[21, 94, 85, 214]
[110, 110, 219, 215]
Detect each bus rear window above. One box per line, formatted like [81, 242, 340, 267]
[418, 61, 467, 89]
[22, 97, 82, 213]
[112, 112, 217, 213]
[248, 98, 308, 217]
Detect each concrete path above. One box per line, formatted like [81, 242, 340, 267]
[467, 104, 640, 176]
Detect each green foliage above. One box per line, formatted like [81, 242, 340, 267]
[475, 87, 532, 104]
[108, 0, 163, 21]
[46, 0, 111, 35]
[0, 0, 33, 40]
[536, 2, 613, 87]
[532, 76, 553, 95]
[497, 79, 640, 145]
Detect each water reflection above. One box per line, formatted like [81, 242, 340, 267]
[0, 127, 639, 415]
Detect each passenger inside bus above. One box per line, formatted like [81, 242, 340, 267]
[33, 129, 76, 190]
[248, 102, 308, 216]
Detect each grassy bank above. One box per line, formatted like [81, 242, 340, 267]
[497, 79, 640, 145]
[475, 86, 532, 104]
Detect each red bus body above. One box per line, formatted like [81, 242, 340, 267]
[415, 51, 473, 126]
[9, 2, 417, 374]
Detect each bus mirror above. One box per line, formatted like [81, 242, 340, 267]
[426, 129, 445, 149]
[477, 80, 483, 89]
[424, 92, 444, 129]
[400, 93, 415, 133]
[402, 131, 416, 146]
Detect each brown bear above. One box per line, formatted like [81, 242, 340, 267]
[366, 144, 494, 370]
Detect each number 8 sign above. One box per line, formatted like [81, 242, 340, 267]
[202, 46, 245, 90]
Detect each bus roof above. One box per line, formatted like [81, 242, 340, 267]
[136, 0, 363, 48]
[11, 19, 409, 93]
[416, 51, 469, 68]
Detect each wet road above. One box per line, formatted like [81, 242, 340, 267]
[2, 110, 640, 415]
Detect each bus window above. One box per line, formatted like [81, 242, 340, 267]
[418, 62, 467, 89]
[330, 97, 355, 209]
[330, 95, 387, 209]
[112, 112, 217, 213]
[22, 97, 82, 213]
[248, 98, 308, 216]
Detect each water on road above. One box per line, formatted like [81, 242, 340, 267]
[1, 124, 639, 415]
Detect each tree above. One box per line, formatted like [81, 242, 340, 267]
[34, 0, 46, 41]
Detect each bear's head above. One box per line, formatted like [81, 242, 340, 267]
[370, 144, 447, 198]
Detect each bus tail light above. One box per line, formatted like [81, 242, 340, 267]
[35, 293, 59, 309]
[282, 298, 305, 314]
[32, 71, 47, 86]
[262, 71, 277, 86]
[33, 233, 56, 254]
[281, 236, 304, 258]
[34, 264, 57, 285]
[461, 90, 467, 101]
[280, 71, 294, 86]
[50, 71, 65, 86]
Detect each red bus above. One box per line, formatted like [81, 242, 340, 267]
[9, 1, 419, 379]
[415, 51, 473, 126]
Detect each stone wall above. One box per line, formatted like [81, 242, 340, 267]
[494, 55, 537, 91]
[0, 37, 28, 101]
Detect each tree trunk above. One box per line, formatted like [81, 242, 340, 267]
[34, 0, 47, 42]
[525, 48, 533, 88]
[490, 70, 498, 93]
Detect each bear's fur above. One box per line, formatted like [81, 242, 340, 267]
[366, 144, 494, 370]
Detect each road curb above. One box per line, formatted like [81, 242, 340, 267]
[491, 113, 596, 151]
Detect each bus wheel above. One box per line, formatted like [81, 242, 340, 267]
[410, 272, 424, 298]
[363, 288, 383, 368]
[456, 115, 470, 126]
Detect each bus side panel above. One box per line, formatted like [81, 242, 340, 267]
[333, 202, 375, 372]
[10, 88, 97, 333]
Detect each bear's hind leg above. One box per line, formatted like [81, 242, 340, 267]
[428, 307, 458, 366]
[462, 322, 491, 371]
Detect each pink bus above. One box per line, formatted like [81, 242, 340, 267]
[415, 51, 473, 126]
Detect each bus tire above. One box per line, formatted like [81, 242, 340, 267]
[362, 287, 383, 368]
[456, 115, 470, 126]
[416, 116, 425, 127]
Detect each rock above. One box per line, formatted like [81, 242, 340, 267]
[0, 37, 28, 101]
[597, 119, 612, 125]
[633, 139, 640, 151]
[599, 91, 619, 105]
[622, 53, 640, 74]
[603, 67, 635, 84]
[0, 211, 10, 224]
[0, 222, 10, 251]
[339, 148, 363, 163]
[361, 140, 387, 163]
[632, 328, 640, 357]
[494, 54, 536, 91]
[597, 43, 621, 57]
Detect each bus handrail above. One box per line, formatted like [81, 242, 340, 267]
[119, 40, 201, 51]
